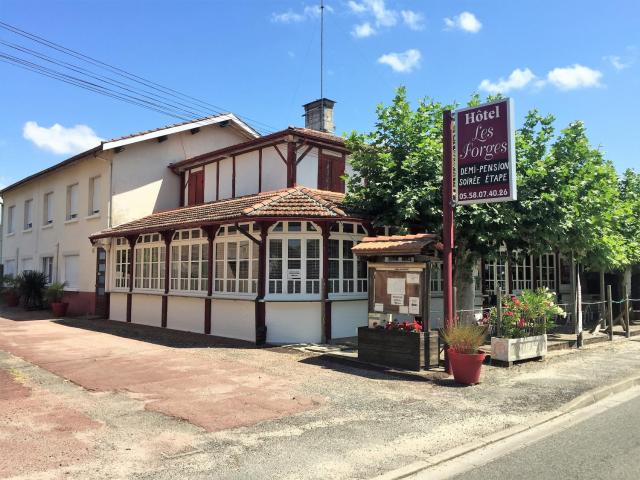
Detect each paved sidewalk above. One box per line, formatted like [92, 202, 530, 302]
[2, 308, 640, 479]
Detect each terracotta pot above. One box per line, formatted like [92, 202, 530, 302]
[51, 302, 69, 318]
[448, 348, 485, 385]
[4, 291, 20, 307]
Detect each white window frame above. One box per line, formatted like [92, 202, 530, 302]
[113, 237, 131, 290]
[21, 257, 34, 273]
[484, 257, 507, 294]
[23, 199, 33, 231]
[66, 183, 79, 220]
[4, 259, 16, 277]
[170, 228, 209, 294]
[328, 222, 367, 298]
[267, 221, 322, 299]
[511, 253, 533, 293]
[133, 234, 165, 291]
[43, 192, 54, 225]
[430, 262, 444, 294]
[41, 256, 54, 284]
[63, 254, 79, 289]
[536, 253, 557, 291]
[7, 205, 15, 234]
[89, 176, 101, 215]
[214, 224, 259, 296]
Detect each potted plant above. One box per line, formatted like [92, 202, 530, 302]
[441, 324, 488, 385]
[46, 281, 68, 317]
[1, 275, 20, 307]
[16, 270, 48, 310]
[489, 287, 565, 364]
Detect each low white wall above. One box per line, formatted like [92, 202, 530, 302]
[331, 300, 368, 339]
[266, 302, 322, 344]
[167, 296, 204, 333]
[131, 294, 162, 327]
[110, 292, 128, 322]
[211, 299, 255, 342]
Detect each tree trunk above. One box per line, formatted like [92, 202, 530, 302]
[599, 270, 606, 321]
[624, 267, 632, 299]
[455, 251, 477, 325]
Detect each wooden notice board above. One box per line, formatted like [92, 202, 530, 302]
[368, 263, 428, 317]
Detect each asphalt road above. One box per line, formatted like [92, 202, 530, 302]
[450, 392, 640, 480]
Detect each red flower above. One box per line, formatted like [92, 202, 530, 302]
[505, 311, 514, 317]
[517, 318, 526, 328]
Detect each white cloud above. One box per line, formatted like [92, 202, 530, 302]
[478, 68, 537, 94]
[23, 121, 102, 155]
[272, 10, 305, 23]
[604, 51, 636, 71]
[272, 4, 332, 23]
[444, 11, 482, 33]
[352, 22, 376, 38]
[377, 49, 421, 73]
[401, 10, 425, 31]
[348, 0, 397, 27]
[546, 64, 603, 90]
[347, 0, 367, 13]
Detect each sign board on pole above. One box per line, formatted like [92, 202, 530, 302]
[455, 98, 516, 205]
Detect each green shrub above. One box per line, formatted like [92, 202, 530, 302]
[16, 270, 48, 309]
[45, 282, 67, 304]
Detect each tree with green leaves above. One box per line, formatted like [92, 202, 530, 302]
[345, 87, 631, 322]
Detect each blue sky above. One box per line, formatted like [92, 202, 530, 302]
[1, 0, 639, 189]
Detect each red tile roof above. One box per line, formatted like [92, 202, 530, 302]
[90, 186, 364, 239]
[351, 234, 441, 256]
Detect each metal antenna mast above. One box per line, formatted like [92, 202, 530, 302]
[320, 0, 325, 131]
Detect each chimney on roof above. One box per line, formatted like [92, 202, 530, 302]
[303, 98, 335, 133]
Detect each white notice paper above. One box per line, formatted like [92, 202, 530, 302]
[374, 303, 384, 312]
[390, 294, 404, 306]
[408, 297, 420, 315]
[399, 306, 409, 314]
[387, 277, 406, 295]
[406, 273, 420, 284]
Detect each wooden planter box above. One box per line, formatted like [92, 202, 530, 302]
[358, 327, 439, 371]
[491, 334, 547, 364]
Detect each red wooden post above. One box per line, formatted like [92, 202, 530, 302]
[126, 234, 137, 323]
[161, 230, 173, 328]
[204, 225, 217, 335]
[320, 222, 332, 343]
[442, 110, 455, 374]
[255, 221, 275, 344]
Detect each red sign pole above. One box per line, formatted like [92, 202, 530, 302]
[442, 110, 455, 374]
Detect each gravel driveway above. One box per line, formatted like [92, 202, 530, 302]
[2, 307, 640, 479]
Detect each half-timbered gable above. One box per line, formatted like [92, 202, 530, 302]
[171, 127, 349, 206]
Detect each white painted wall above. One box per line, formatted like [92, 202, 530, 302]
[331, 300, 368, 339]
[110, 292, 128, 322]
[296, 147, 318, 188]
[131, 294, 162, 327]
[211, 299, 255, 342]
[218, 157, 233, 199]
[266, 302, 322, 344]
[111, 124, 249, 225]
[1, 153, 110, 294]
[204, 162, 218, 202]
[167, 296, 204, 333]
[261, 146, 287, 192]
[235, 152, 260, 197]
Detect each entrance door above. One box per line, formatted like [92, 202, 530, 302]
[95, 247, 108, 317]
